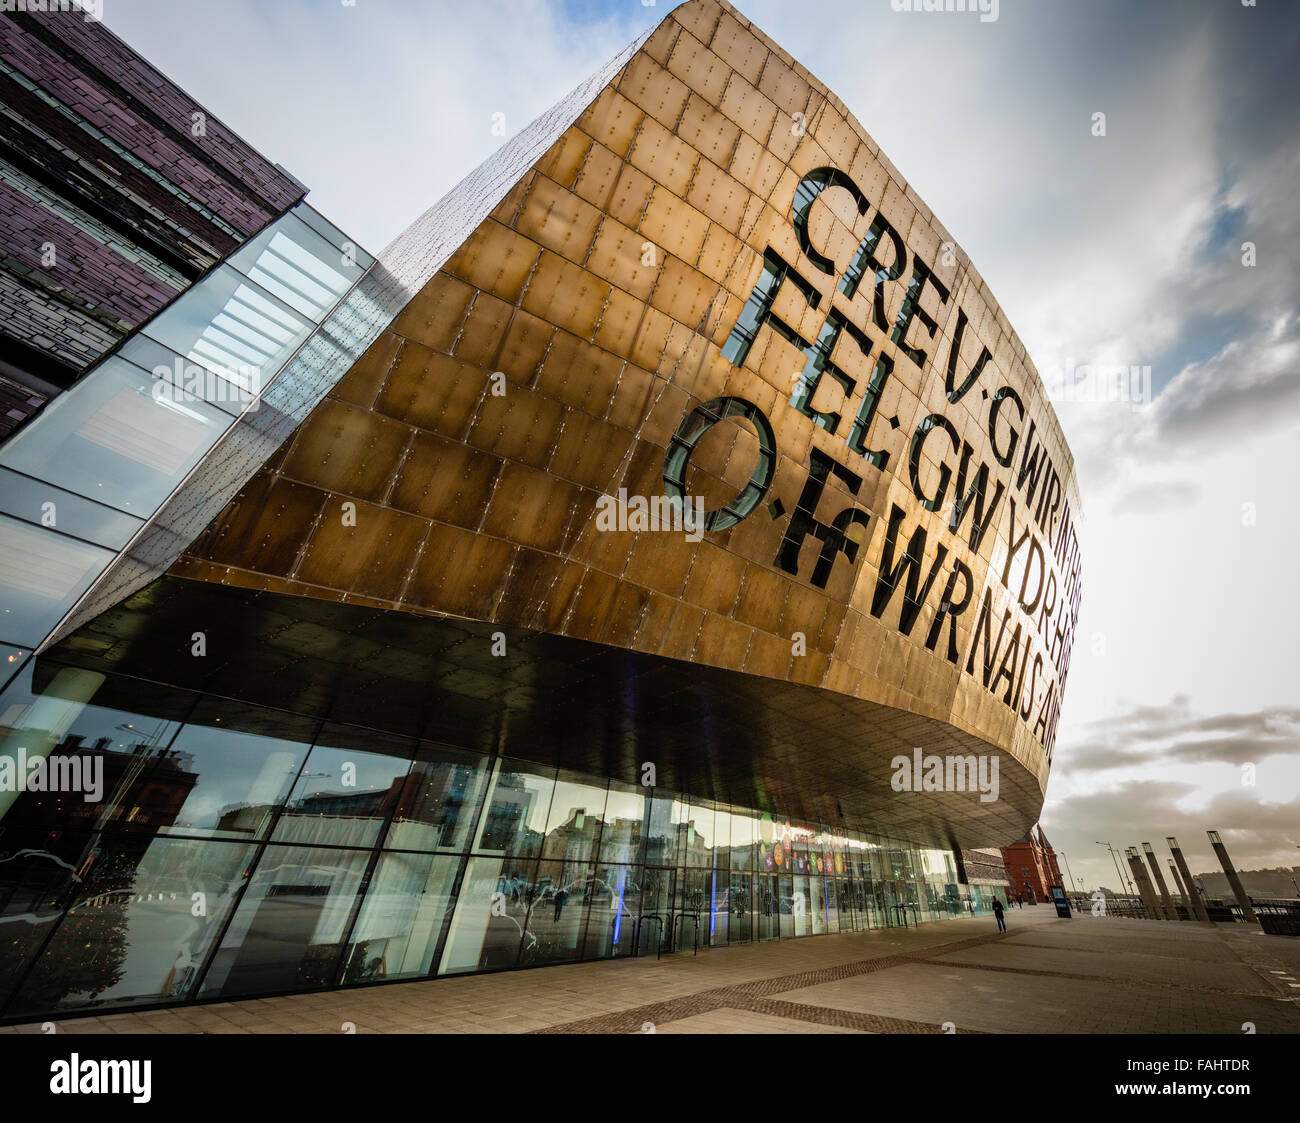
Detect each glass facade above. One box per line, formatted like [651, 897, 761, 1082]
[0, 655, 977, 1020]
[0, 201, 372, 655]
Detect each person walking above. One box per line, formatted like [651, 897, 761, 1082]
[1015, 894, 1024, 908]
[992, 896, 1007, 933]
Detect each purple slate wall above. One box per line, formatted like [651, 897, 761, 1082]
[0, 9, 306, 394]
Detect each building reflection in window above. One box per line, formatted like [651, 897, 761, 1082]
[0, 659, 992, 1018]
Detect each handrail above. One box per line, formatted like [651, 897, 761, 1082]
[635, 914, 664, 960]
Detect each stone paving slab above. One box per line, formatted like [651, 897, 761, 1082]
[3, 908, 1296, 1035]
[930, 941, 1266, 992]
[652, 1009, 866, 1034]
[774, 963, 1300, 1035]
[1000, 932, 1242, 963]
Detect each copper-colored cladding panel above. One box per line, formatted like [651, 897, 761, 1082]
[171, 0, 1082, 841]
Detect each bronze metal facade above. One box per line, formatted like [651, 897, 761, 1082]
[166, 0, 1082, 846]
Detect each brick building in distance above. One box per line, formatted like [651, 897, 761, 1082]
[1001, 826, 1064, 903]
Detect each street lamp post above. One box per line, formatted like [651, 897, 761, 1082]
[1097, 841, 1133, 898]
[1059, 850, 1078, 896]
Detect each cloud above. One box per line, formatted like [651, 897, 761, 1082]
[1043, 781, 1300, 886]
[1148, 318, 1300, 447]
[1111, 479, 1199, 515]
[1061, 698, 1300, 770]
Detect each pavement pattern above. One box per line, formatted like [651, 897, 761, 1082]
[4, 906, 1299, 1034]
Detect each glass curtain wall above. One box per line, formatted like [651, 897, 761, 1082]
[0, 203, 371, 665]
[0, 657, 976, 1021]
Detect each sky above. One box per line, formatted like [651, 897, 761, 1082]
[99, 0, 1300, 890]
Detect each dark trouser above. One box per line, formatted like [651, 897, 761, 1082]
[996, 913, 1006, 932]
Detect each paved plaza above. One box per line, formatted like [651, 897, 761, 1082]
[5, 906, 1299, 1035]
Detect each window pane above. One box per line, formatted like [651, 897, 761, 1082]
[271, 725, 415, 848]
[0, 516, 115, 646]
[384, 742, 491, 853]
[0, 664, 187, 837]
[8, 836, 254, 1015]
[293, 205, 375, 268]
[581, 862, 639, 959]
[0, 358, 230, 515]
[145, 701, 316, 841]
[0, 468, 143, 551]
[438, 855, 533, 975]
[729, 812, 755, 870]
[0, 830, 87, 1011]
[472, 758, 555, 858]
[340, 851, 459, 984]
[116, 335, 247, 417]
[598, 780, 646, 863]
[142, 267, 313, 387]
[686, 799, 715, 866]
[539, 772, 608, 863]
[199, 845, 370, 999]
[225, 211, 366, 320]
[520, 860, 592, 966]
[645, 791, 690, 867]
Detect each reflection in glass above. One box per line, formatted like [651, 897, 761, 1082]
[439, 855, 535, 975]
[638, 866, 674, 957]
[0, 359, 229, 516]
[521, 859, 593, 965]
[686, 799, 716, 866]
[473, 758, 555, 858]
[341, 851, 459, 983]
[0, 516, 116, 647]
[583, 862, 640, 958]
[728, 872, 754, 943]
[8, 836, 252, 1014]
[0, 833, 87, 1010]
[143, 703, 315, 840]
[646, 793, 705, 868]
[385, 743, 491, 852]
[0, 665, 188, 837]
[199, 845, 369, 998]
[0, 655, 983, 1016]
[598, 781, 646, 864]
[272, 727, 415, 848]
[540, 773, 608, 863]
[0, 468, 142, 551]
[728, 813, 756, 870]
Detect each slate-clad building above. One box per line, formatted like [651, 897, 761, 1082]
[0, 8, 305, 435]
